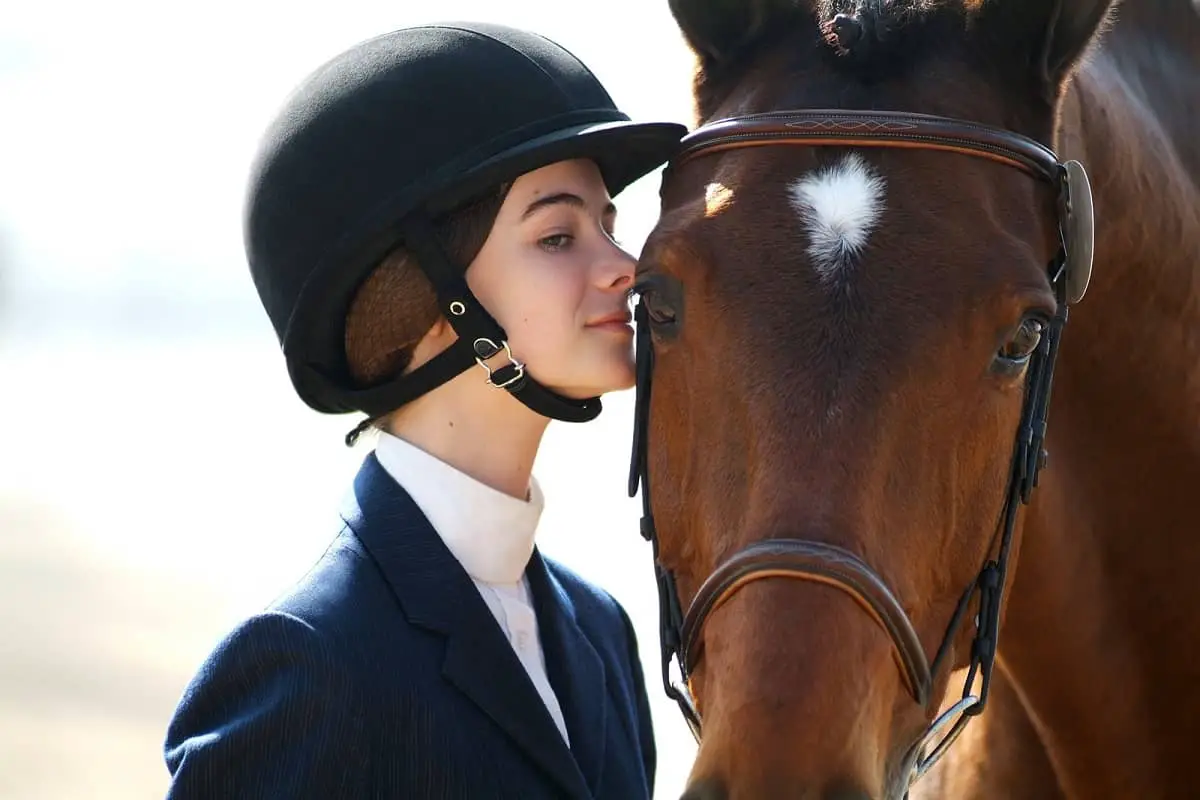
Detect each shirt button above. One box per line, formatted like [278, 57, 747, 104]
[516, 631, 530, 650]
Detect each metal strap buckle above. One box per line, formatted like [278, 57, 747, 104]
[907, 694, 980, 786]
[473, 338, 526, 389]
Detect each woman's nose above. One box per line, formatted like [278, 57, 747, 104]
[597, 241, 636, 290]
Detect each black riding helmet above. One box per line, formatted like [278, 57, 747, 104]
[244, 22, 686, 423]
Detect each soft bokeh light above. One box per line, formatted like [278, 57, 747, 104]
[0, 3, 700, 798]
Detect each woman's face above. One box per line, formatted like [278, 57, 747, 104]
[466, 159, 637, 399]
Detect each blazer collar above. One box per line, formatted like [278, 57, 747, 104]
[527, 553, 610, 797]
[340, 453, 591, 798]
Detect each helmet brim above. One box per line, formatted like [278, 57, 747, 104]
[421, 118, 688, 216]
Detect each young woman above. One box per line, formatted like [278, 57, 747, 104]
[162, 21, 685, 800]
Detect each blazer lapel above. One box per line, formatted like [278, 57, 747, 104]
[527, 552, 609, 798]
[341, 454, 589, 799]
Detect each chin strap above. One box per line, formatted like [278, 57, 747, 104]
[340, 212, 602, 441]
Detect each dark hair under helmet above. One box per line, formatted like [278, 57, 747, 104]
[243, 22, 687, 423]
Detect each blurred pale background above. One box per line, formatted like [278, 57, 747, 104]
[0, 3, 700, 798]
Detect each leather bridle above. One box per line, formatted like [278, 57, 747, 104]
[627, 109, 1095, 790]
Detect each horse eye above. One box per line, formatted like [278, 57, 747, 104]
[633, 279, 680, 330]
[995, 317, 1045, 371]
[644, 296, 677, 326]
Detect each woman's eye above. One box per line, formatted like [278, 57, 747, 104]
[539, 233, 573, 251]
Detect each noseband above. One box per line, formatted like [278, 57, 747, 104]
[627, 109, 1095, 789]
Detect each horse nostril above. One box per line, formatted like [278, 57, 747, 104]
[680, 777, 727, 800]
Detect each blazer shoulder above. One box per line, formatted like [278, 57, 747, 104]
[172, 611, 355, 709]
[164, 611, 370, 798]
[263, 527, 395, 649]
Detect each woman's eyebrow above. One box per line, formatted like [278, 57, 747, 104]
[521, 192, 616, 220]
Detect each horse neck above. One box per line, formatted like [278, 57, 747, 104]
[998, 30, 1200, 797]
[1057, 31, 1200, 403]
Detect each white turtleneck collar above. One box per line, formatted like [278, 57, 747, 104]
[372, 431, 543, 584]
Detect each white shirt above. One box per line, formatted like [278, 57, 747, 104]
[373, 431, 570, 745]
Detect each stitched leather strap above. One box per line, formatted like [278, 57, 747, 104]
[671, 110, 1061, 182]
[682, 539, 933, 706]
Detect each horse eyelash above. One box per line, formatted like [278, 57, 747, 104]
[630, 281, 655, 299]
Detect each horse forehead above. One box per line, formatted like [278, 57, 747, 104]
[787, 154, 888, 280]
[649, 144, 1039, 292]
[652, 152, 894, 280]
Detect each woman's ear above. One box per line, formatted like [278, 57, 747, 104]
[345, 248, 442, 385]
[403, 316, 456, 375]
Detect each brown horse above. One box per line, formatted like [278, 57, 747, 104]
[630, 0, 1200, 798]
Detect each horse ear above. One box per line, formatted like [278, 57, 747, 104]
[975, 0, 1119, 102]
[669, 0, 808, 65]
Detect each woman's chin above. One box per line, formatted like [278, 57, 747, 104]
[547, 373, 635, 401]
[527, 357, 635, 401]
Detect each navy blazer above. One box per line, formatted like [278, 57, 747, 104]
[163, 453, 656, 799]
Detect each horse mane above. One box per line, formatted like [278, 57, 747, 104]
[687, 1, 981, 119]
[816, 0, 969, 78]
